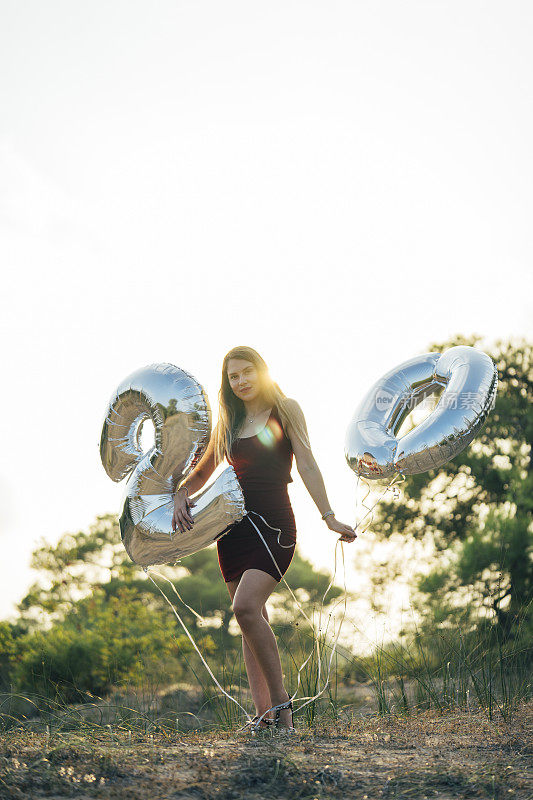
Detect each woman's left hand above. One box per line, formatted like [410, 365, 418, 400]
[325, 516, 357, 542]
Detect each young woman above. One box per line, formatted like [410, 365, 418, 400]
[171, 346, 356, 732]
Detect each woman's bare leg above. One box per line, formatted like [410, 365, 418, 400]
[231, 569, 292, 728]
[225, 578, 273, 720]
[243, 607, 275, 721]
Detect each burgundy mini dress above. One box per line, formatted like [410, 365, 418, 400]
[216, 405, 297, 583]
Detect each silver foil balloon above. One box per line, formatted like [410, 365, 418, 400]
[100, 363, 246, 566]
[345, 346, 498, 479]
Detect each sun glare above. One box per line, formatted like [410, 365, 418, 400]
[257, 418, 284, 447]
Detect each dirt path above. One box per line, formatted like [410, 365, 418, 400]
[1, 704, 531, 799]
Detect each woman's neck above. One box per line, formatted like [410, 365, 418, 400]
[243, 398, 270, 417]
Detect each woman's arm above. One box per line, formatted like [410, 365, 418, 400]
[171, 429, 217, 494]
[284, 399, 357, 543]
[171, 430, 217, 532]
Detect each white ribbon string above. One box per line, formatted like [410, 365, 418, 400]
[247, 470, 403, 727]
[238, 510, 350, 730]
[148, 568, 207, 623]
[242, 511, 323, 724]
[143, 471, 403, 734]
[145, 570, 253, 723]
[356, 471, 404, 535]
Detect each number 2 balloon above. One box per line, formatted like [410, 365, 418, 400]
[100, 363, 246, 567]
[345, 345, 498, 479]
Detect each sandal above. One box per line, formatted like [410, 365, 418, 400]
[248, 714, 274, 736]
[273, 699, 295, 734]
[252, 714, 274, 729]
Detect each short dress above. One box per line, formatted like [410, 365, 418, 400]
[216, 404, 297, 583]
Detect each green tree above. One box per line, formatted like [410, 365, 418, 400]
[17, 514, 341, 638]
[367, 335, 532, 638]
[13, 586, 198, 700]
[10, 513, 344, 697]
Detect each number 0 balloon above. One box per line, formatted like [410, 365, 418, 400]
[100, 363, 245, 567]
[345, 345, 498, 479]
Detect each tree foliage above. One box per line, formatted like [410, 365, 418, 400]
[5, 513, 343, 697]
[367, 335, 532, 638]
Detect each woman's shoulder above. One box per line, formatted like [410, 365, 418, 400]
[280, 397, 304, 419]
[275, 398, 306, 441]
[283, 397, 301, 408]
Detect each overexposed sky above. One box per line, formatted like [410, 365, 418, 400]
[1, 1, 532, 635]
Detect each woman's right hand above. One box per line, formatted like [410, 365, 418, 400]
[172, 487, 196, 533]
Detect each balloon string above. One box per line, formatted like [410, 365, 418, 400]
[246, 510, 295, 549]
[245, 471, 406, 727]
[147, 568, 206, 623]
[143, 508, 350, 734]
[356, 471, 405, 535]
[145, 570, 253, 722]
[145, 468, 404, 731]
[290, 537, 347, 718]
[243, 512, 323, 716]
[242, 511, 348, 728]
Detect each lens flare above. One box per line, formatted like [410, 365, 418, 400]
[257, 418, 284, 448]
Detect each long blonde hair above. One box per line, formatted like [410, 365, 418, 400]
[213, 345, 311, 467]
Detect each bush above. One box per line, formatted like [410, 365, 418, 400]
[12, 587, 196, 701]
[0, 621, 16, 690]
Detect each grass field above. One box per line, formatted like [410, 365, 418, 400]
[1, 700, 531, 799]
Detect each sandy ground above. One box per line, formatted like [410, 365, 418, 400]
[1, 703, 531, 799]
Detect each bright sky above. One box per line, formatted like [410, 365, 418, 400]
[1, 2, 532, 650]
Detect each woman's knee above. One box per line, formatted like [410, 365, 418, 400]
[233, 599, 261, 627]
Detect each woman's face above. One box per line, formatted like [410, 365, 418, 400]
[226, 358, 262, 403]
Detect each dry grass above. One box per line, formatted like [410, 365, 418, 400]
[1, 701, 531, 799]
